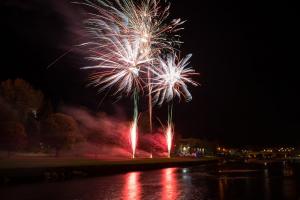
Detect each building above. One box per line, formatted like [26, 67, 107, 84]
[175, 138, 217, 157]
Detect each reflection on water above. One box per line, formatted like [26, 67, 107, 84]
[1, 163, 300, 200]
[263, 169, 271, 200]
[123, 172, 141, 200]
[162, 168, 178, 200]
[218, 177, 225, 200]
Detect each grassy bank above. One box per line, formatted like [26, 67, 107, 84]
[0, 157, 218, 184]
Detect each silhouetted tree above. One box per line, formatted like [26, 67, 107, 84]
[41, 113, 81, 156]
[39, 99, 54, 120]
[0, 79, 45, 150]
[0, 97, 18, 122]
[0, 121, 27, 156]
[0, 79, 43, 122]
[25, 114, 41, 151]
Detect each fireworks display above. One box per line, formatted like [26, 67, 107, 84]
[151, 53, 199, 105]
[81, 0, 184, 95]
[80, 0, 198, 158]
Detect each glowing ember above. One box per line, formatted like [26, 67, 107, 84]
[166, 124, 173, 158]
[130, 120, 138, 159]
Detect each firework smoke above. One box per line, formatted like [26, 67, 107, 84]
[62, 106, 168, 158]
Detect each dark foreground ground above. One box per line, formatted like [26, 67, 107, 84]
[0, 156, 218, 184]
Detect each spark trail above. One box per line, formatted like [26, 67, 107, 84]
[166, 103, 173, 158]
[130, 89, 139, 158]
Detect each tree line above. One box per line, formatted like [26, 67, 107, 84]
[0, 79, 81, 156]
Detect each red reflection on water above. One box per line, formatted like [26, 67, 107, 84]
[122, 172, 141, 200]
[161, 168, 178, 200]
[218, 179, 224, 200]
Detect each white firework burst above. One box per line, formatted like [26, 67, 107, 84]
[151, 53, 198, 105]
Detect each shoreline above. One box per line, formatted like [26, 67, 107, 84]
[0, 157, 219, 184]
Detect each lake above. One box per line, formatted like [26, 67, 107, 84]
[1, 162, 300, 200]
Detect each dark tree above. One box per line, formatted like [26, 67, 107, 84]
[25, 114, 41, 151]
[0, 79, 44, 121]
[39, 99, 54, 120]
[41, 113, 81, 156]
[0, 97, 18, 122]
[0, 121, 27, 156]
[0, 79, 45, 150]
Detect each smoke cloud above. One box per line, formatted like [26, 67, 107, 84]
[61, 106, 168, 158]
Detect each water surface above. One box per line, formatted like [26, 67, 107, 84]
[1, 163, 300, 200]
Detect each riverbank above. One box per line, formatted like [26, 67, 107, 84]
[0, 157, 219, 184]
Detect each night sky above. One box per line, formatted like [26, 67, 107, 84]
[1, 0, 299, 146]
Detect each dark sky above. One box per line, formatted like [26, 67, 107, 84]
[0, 0, 299, 146]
